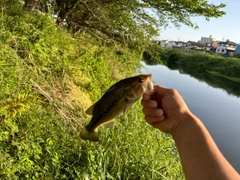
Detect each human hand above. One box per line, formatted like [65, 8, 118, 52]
[141, 85, 192, 134]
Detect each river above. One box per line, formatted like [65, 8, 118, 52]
[140, 61, 240, 173]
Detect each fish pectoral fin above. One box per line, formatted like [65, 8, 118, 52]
[86, 103, 96, 115]
[102, 120, 115, 128]
[123, 98, 133, 114]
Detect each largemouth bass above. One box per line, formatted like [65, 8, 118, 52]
[80, 74, 154, 142]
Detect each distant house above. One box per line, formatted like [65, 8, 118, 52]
[199, 35, 216, 44]
[160, 40, 168, 47]
[165, 41, 176, 48]
[151, 39, 161, 45]
[174, 41, 186, 48]
[215, 40, 237, 56]
[160, 40, 176, 48]
[186, 41, 203, 49]
[234, 44, 240, 54]
[204, 42, 218, 52]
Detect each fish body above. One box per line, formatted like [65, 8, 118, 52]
[80, 74, 153, 142]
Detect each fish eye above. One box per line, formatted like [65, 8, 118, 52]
[138, 78, 143, 83]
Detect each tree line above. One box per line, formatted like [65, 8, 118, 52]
[3, 0, 226, 47]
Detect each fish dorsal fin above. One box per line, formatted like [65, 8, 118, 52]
[103, 79, 126, 95]
[102, 120, 115, 128]
[86, 103, 96, 115]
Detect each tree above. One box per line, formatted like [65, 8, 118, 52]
[22, 0, 226, 46]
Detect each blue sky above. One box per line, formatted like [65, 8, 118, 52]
[158, 1, 240, 43]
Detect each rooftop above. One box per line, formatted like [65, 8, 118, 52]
[217, 41, 237, 46]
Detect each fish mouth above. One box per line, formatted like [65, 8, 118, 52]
[143, 79, 154, 94]
[144, 86, 154, 94]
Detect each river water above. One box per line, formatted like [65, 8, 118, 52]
[140, 61, 240, 173]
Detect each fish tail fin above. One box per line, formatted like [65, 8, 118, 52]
[80, 127, 99, 142]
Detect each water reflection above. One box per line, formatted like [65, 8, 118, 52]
[141, 61, 240, 173]
[179, 65, 240, 97]
[142, 59, 240, 97]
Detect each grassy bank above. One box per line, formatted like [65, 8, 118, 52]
[155, 48, 240, 83]
[0, 12, 182, 179]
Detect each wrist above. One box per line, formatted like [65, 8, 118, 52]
[171, 111, 201, 141]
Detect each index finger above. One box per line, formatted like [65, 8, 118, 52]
[142, 93, 151, 100]
[143, 85, 167, 100]
[153, 85, 168, 96]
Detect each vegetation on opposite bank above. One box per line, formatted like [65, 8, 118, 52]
[144, 45, 240, 83]
[0, 11, 183, 180]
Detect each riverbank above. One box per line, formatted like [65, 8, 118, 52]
[0, 13, 183, 179]
[152, 47, 240, 83]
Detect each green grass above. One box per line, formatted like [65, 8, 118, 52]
[0, 10, 183, 179]
[77, 104, 183, 179]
